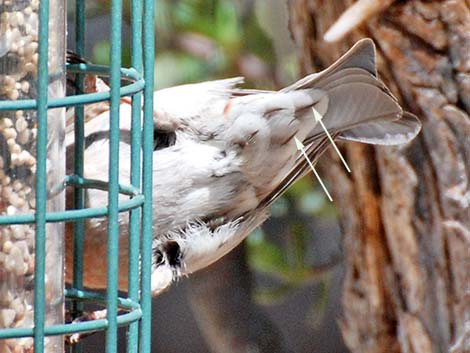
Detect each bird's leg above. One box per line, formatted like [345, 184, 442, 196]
[65, 309, 109, 345]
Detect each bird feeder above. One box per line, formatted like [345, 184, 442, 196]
[0, 0, 65, 351]
[0, 0, 155, 350]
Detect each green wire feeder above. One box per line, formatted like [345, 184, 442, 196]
[0, 0, 155, 351]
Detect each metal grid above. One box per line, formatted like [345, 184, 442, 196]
[0, 0, 155, 350]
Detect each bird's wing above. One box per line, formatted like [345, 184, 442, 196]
[258, 134, 335, 209]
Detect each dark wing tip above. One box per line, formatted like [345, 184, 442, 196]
[340, 38, 377, 77]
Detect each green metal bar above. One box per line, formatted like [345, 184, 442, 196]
[0, 311, 141, 339]
[73, 2, 87, 352]
[75, 0, 85, 56]
[127, 0, 144, 349]
[66, 288, 139, 303]
[0, 292, 142, 339]
[0, 68, 144, 111]
[66, 63, 142, 79]
[65, 175, 141, 196]
[0, 194, 144, 225]
[0, 176, 144, 225]
[107, 0, 124, 349]
[140, 0, 155, 349]
[34, 0, 50, 350]
[0, 310, 142, 339]
[0, 0, 156, 349]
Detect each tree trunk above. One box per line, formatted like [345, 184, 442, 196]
[287, 1, 470, 353]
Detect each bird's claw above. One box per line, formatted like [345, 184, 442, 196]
[65, 309, 108, 345]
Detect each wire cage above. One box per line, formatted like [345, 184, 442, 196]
[0, 0, 155, 350]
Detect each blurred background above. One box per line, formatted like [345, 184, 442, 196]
[67, 0, 349, 352]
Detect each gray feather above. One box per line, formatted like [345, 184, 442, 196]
[339, 112, 422, 145]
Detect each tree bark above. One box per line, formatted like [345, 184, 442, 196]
[287, 1, 470, 353]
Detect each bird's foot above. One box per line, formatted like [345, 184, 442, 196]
[65, 309, 108, 345]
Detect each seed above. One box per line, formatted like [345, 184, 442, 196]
[15, 240, 29, 260]
[15, 117, 27, 132]
[24, 62, 35, 73]
[18, 129, 30, 144]
[21, 186, 31, 196]
[15, 12, 24, 27]
[26, 256, 34, 274]
[12, 180, 22, 192]
[9, 14, 18, 27]
[10, 225, 25, 240]
[10, 143, 21, 154]
[7, 246, 27, 275]
[1, 176, 11, 186]
[1, 118, 12, 128]
[6, 138, 15, 148]
[3, 128, 17, 140]
[11, 28, 20, 43]
[0, 12, 9, 22]
[21, 151, 35, 166]
[10, 153, 18, 166]
[2, 185, 12, 198]
[21, 81, 30, 93]
[2, 241, 12, 253]
[0, 309, 16, 327]
[6, 205, 16, 215]
[4, 76, 15, 89]
[7, 89, 19, 100]
[9, 298, 25, 320]
[9, 193, 25, 208]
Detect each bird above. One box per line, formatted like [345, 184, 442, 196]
[65, 38, 421, 296]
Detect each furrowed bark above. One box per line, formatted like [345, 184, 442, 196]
[287, 1, 470, 352]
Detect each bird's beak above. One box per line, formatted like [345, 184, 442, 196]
[151, 266, 174, 296]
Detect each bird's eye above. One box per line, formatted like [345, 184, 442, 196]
[162, 241, 181, 267]
[154, 250, 165, 266]
[154, 129, 176, 151]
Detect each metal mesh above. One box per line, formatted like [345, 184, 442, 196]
[0, 0, 155, 350]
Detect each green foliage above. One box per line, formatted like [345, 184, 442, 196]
[154, 0, 274, 86]
[247, 213, 337, 307]
[154, 52, 214, 89]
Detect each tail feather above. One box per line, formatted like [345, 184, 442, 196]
[310, 81, 402, 135]
[254, 38, 421, 210]
[319, 68, 396, 100]
[259, 134, 334, 208]
[281, 38, 377, 93]
[339, 112, 421, 145]
[299, 39, 420, 146]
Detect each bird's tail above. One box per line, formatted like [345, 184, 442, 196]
[259, 39, 421, 207]
[285, 38, 421, 146]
